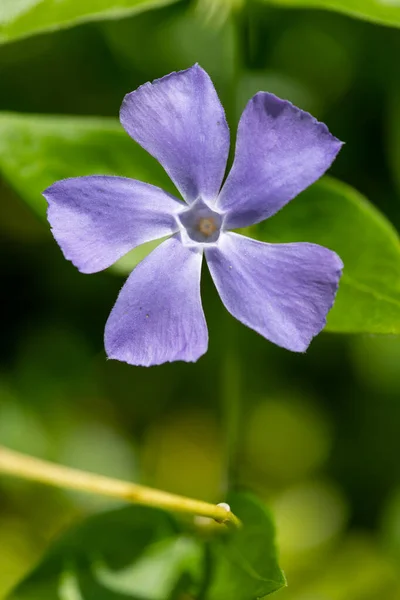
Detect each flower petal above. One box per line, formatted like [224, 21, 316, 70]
[120, 64, 230, 204]
[105, 236, 208, 366]
[44, 176, 183, 274]
[218, 93, 343, 229]
[206, 232, 343, 352]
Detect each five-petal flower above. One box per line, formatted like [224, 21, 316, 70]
[44, 64, 343, 366]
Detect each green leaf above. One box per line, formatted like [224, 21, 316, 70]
[0, 112, 179, 275]
[253, 176, 400, 334]
[111, 239, 167, 276]
[7, 505, 201, 600]
[92, 536, 201, 599]
[262, 0, 400, 29]
[0, 112, 174, 220]
[205, 492, 286, 599]
[0, 0, 178, 45]
[8, 494, 284, 600]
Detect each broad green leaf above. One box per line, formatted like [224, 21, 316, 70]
[205, 492, 286, 599]
[253, 176, 400, 334]
[0, 0, 178, 45]
[263, 0, 400, 29]
[0, 112, 176, 275]
[0, 112, 174, 220]
[7, 505, 200, 600]
[8, 493, 284, 600]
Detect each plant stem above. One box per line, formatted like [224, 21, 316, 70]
[0, 445, 241, 528]
[221, 327, 242, 492]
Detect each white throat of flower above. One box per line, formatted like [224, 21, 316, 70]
[177, 197, 225, 247]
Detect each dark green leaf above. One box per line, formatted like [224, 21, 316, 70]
[7, 505, 200, 600]
[205, 492, 286, 599]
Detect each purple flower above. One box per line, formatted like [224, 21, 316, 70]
[44, 65, 343, 366]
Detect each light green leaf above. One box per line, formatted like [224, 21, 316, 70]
[0, 0, 178, 45]
[111, 238, 167, 275]
[253, 176, 400, 334]
[205, 492, 286, 599]
[0, 112, 174, 220]
[0, 112, 179, 275]
[262, 0, 400, 28]
[93, 536, 201, 598]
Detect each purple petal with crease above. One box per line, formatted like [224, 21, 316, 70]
[218, 93, 343, 229]
[44, 176, 183, 274]
[105, 236, 208, 366]
[206, 232, 343, 352]
[120, 64, 230, 204]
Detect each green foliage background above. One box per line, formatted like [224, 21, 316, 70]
[2, 0, 400, 597]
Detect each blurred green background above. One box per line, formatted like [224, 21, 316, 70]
[2, 1, 400, 598]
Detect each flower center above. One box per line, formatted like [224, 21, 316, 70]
[198, 217, 218, 237]
[177, 198, 223, 246]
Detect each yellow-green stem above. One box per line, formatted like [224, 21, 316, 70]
[0, 445, 241, 528]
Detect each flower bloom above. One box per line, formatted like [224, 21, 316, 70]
[44, 65, 343, 366]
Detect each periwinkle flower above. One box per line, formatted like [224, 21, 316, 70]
[44, 65, 343, 366]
